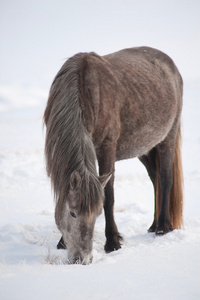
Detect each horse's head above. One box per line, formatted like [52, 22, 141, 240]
[56, 171, 111, 265]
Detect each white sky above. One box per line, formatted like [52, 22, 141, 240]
[0, 0, 200, 88]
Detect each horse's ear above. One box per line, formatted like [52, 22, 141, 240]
[70, 171, 82, 192]
[99, 173, 112, 189]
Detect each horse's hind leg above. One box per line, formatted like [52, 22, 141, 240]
[97, 142, 122, 253]
[156, 139, 175, 234]
[139, 148, 157, 232]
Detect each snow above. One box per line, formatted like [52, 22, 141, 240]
[1, 0, 200, 299]
[0, 82, 200, 300]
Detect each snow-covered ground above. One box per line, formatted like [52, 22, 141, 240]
[0, 80, 200, 299]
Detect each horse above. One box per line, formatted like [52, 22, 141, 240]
[43, 46, 184, 265]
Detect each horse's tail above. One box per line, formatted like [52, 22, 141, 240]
[155, 124, 184, 229]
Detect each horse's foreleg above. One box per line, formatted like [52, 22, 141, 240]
[156, 144, 174, 235]
[97, 143, 122, 252]
[103, 177, 123, 252]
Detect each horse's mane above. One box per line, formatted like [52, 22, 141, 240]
[44, 53, 102, 214]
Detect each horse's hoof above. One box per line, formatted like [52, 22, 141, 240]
[104, 233, 123, 253]
[155, 229, 165, 235]
[105, 242, 121, 253]
[57, 237, 67, 249]
[156, 224, 173, 235]
[148, 224, 156, 232]
[147, 219, 157, 232]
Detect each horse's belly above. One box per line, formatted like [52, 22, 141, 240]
[116, 117, 173, 161]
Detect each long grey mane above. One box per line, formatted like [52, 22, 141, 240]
[44, 53, 102, 213]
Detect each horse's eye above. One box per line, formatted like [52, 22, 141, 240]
[70, 211, 77, 218]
